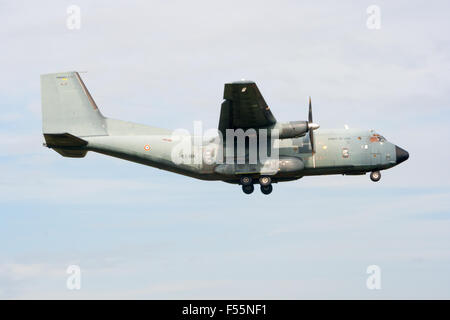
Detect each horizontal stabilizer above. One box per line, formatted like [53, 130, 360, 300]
[43, 133, 88, 158]
[52, 148, 87, 158]
[44, 133, 87, 148]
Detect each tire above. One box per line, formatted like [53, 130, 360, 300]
[240, 176, 252, 186]
[261, 185, 273, 195]
[242, 184, 254, 194]
[259, 176, 272, 187]
[370, 171, 381, 182]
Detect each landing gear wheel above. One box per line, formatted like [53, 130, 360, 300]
[260, 185, 273, 195]
[259, 176, 272, 187]
[240, 176, 252, 186]
[242, 184, 254, 194]
[370, 171, 381, 182]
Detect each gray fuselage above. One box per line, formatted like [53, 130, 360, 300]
[83, 119, 405, 184]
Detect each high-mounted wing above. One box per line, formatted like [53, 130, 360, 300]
[218, 81, 277, 135]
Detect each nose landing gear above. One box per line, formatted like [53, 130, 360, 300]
[370, 171, 381, 182]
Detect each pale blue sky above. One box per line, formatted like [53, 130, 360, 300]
[1, 0, 450, 299]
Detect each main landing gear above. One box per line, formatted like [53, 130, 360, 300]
[260, 185, 273, 195]
[259, 176, 272, 195]
[370, 171, 381, 182]
[242, 184, 254, 194]
[240, 176, 254, 194]
[240, 176, 273, 195]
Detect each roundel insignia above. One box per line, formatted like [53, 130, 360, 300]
[144, 144, 151, 151]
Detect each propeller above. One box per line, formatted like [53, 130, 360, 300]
[307, 96, 319, 154]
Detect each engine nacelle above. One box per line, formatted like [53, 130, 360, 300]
[275, 121, 309, 139]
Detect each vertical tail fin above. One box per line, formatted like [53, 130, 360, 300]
[41, 71, 107, 137]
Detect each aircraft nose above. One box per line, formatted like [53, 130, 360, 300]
[395, 146, 409, 164]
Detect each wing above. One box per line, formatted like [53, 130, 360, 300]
[218, 81, 276, 135]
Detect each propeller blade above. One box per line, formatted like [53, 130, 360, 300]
[308, 96, 313, 123]
[308, 96, 316, 154]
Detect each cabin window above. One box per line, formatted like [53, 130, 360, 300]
[342, 148, 349, 158]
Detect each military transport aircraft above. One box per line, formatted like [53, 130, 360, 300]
[41, 72, 409, 195]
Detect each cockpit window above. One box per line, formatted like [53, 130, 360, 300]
[370, 133, 386, 142]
